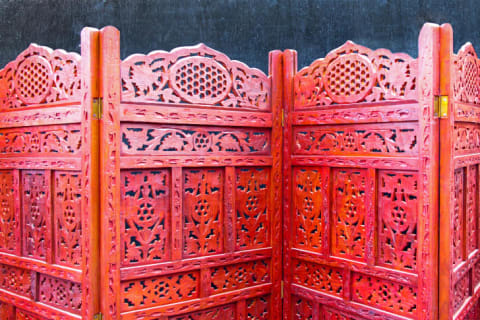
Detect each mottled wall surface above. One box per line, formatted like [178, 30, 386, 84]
[0, 0, 477, 72]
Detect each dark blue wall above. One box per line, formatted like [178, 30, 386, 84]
[0, 0, 477, 72]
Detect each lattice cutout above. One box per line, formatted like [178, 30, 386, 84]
[292, 259, 343, 297]
[54, 172, 82, 267]
[453, 168, 465, 267]
[332, 168, 367, 261]
[121, 44, 269, 110]
[294, 41, 417, 107]
[183, 168, 223, 258]
[0, 264, 33, 298]
[121, 124, 270, 155]
[210, 260, 270, 294]
[352, 273, 417, 317]
[170, 304, 236, 320]
[121, 271, 199, 311]
[38, 275, 82, 314]
[454, 43, 480, 104]
[292, 296, 313, 320]
[378, 171, 418, 271]
[235, 167, 269, 250]
[121, 169, 170, 266]
[246, 295, 269, 320]
[0, 44, 81, 109]
[293, 168, 324, 252]
[0, 171, 17, 254]
[22, 170, 50, 261]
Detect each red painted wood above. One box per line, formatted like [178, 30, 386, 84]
[99, 30, 283, 319]
[439, 23, 480, 320]
[0, 27, 99, 319]
[283, 24, 441, 320]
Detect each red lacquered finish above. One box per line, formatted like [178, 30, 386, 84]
[283, 24, 440, 320]
[98, 27, 283, 320]
[0, 29, 101, 319]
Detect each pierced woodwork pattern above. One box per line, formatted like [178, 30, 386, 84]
[121, 169, 170, 266]
[323, 309, 353, 320]
[0, 44, 81, 109]
[454, 123, 480, 154]
[246, 295, 270, 320]
[38, 274, 82, 314]
[54, 172, 82, 267]
[210, 260, 270, 294]
[467, 165, 478, 254]
[453, 168, 465, 267]
[294, 124, 418, 156]
[332, 168, 367, 261]
[351, 273, 417, 317]
[292, 259, 343, 297]
[378, 171, 418, 271]
[22, 170, 50, 261]
[294, 41, 417, 108]
[16, 310, 46, 320]
[466, 299, 480, 320]
[292, 296, 313, 320]
[0, 171, 17, 254]
[121, 44, 269, 110]
[183, 168, 223, 258]
[170, 304, 236, 320]
[235, 168, 269, 250]
[453, 274, 470, 313]
[121, 124, 270, 155]
[0, 125, 82, 155]
[453, 43, 480, 104]
[121, 271, 199, 311]
[0, 302, 15, 320]
[293, 168, 324, 252]
[0, 264, 33, 298]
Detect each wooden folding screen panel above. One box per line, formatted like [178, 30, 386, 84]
[98, 27, 283, 320]
[0, 29, 100, 319]
[439, 25, 480, 320]
[283, 23, 440, 320]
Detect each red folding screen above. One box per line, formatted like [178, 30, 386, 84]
[0, 22, 479, 320]
[98, 28, 283, 320]
[282, 23, 439, 320]
[0, 28, 100, 319]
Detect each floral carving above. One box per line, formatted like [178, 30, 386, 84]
[453, 43, 480, 104]
[0, 44, 81, 109]
[121, 44, 269, 110]
[294, 41, 417, 108]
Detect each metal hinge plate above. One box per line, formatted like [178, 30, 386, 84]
[281, 280, 284, 299]
[93, 98, 103, 119]
[281, 109, 285, 127]
[94, 313, 103, 320]
[434, 95, 448, 118]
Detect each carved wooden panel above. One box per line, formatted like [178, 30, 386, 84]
[294, 123, 418, 156]
[0, 302, 15, 320]
[332, 168, 367, 262]
[0, 171, 18, 254]
[284, 24, 438, 320]
[54, 171, 82, 267]
[121, 124, 270, 156]
[294, 41, 417, 108]
[235, 167, 270, 250]
[378, 171, 418, 271]
[0, 264, 33, 298]
[0, 44, 81, 109]
[109, 40, 281, 320]
[121, 169, 170, 266]
[22, 170, 51, 261]
[38, 274, 82, 314]
[121, 44, 269, 110]
[183, 168, 224, 258]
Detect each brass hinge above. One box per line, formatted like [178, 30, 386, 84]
[281, 109, 285, 127]
[93, 98, 103, 119]
[434, 95, 448, 118]
[94, 313, 103, 320]
[281, 280, 284, 299]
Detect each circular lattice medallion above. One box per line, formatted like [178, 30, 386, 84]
[323, 53, 374, 103]
[169, 56, 232, 104]
[14, 55, 53, 105]
[462, 54, 479, 103]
